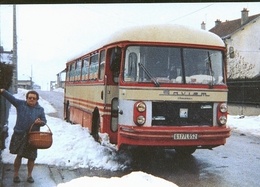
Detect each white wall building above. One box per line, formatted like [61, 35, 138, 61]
[209, 8, 260, 79]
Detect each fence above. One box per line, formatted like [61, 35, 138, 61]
[227, 79, 260, 105]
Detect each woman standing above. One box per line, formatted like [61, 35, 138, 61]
[0, 89, 46, 183]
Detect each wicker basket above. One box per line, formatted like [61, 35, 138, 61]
[28, 123, 53, 149]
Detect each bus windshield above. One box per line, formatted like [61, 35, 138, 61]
[124, 46, 225, 85]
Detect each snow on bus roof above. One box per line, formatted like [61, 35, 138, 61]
[68, 24, 224, 62]
[105, 24, 224, 47]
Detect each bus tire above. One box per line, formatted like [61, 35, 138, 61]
[175, 147, 196, 156]
[91, 107, 100, 143]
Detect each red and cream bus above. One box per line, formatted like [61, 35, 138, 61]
[64, 24, 230, 155]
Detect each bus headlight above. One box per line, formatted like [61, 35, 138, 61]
[137, 116, 146, 125]
[134, 101, 147, 126]
[136, 102, 146, 112]
[217, 103, 228, 125]
[219, 103, 228, 113]
[219, 116, 227, 125]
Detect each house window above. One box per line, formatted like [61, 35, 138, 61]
[229, 46, 234, 58]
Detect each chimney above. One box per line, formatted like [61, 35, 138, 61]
[241, 8, 249, 25]
[201, 21, 206, 30]
[215, 19, 221, 27]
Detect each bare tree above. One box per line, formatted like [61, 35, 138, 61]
[227, 51, 255, 79]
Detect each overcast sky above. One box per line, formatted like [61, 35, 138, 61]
[0, 3, 260, 90]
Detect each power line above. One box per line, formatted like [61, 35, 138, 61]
[166, 4, 214, 24]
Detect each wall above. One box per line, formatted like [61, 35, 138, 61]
[225, 18, 260, 79]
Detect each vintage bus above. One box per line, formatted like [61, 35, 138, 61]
[64, 24, 230, 155]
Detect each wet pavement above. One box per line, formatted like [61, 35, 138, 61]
[0, 163, 130, 187]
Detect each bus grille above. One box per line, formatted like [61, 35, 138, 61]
[152, 102, 213, 126]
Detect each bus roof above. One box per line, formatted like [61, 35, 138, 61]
[104, 24, 225, 47]
[68, 24, 225, 62]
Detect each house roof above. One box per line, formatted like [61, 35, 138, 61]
[209, 13, 260, 39]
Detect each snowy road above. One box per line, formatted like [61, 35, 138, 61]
[37, 89, 64, 119]
[128, 131, 260, 187]
[37, 90, 260, 187]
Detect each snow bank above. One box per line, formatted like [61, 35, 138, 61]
[2, 89, 130, 171]
[227, 115, 260, 136]
[57, 171, 178, 187]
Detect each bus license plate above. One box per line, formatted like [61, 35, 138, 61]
[173, 133, 198, 140]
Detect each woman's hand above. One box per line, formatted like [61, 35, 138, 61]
[34, 118, 45, 125]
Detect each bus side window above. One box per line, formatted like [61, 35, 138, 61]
[68, 64, 72, 81]
[69, 63, 75, 82]
[99, 50, 105, 80]
[75, 60, 81, 81]
[90, 54, 98, 80]
[110, 47, 121, 83]
[82, 57, 89, 81]
[66, 65, 70, 82]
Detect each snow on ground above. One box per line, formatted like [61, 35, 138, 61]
[2, 89, 130, 171]
[57, 171, 178, 187]
[227, 115, 260, 136]
[2, 88, 260, 186]
[52, 88, 64, 93]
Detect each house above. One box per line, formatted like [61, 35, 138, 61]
[0, 46, 13, 65]
[209, 8, 260, 79]
[208, 8, 260, 105]
[56, 69, 66, 89]
[18, 74, 32, 90]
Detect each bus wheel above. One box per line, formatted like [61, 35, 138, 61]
[175, 147, 196, 156]
[91, 107, 100, 143]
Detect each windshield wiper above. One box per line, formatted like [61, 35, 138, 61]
[207, 51, 214, 89]
[138, 63, 160, 87]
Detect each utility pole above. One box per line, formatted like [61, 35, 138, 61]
[12, 4, 18, 94]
